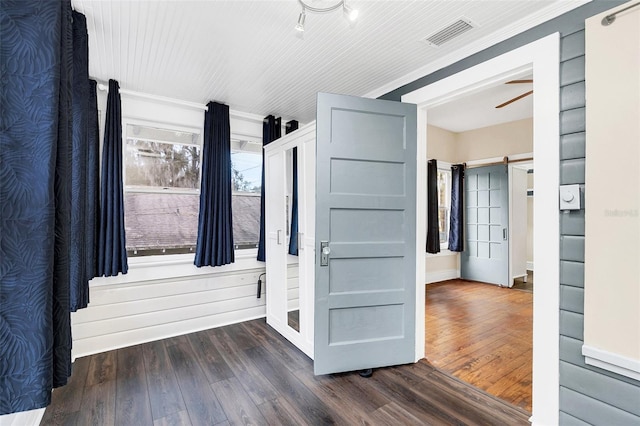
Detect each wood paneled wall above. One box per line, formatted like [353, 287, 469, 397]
[71, 257, 267, 359]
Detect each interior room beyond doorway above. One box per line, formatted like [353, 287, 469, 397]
[423, 72, 535, 411]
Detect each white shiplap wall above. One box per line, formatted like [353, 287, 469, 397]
[72, 252, 267, 359]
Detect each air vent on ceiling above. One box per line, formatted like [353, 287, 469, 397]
[423, 18, 476, 47]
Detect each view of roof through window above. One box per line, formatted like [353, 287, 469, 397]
[124, 125, 262, 255]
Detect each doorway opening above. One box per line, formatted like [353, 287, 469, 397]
[422, 76, 535, 408]
[403, 33, 560, 425]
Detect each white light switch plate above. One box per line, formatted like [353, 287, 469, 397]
[559, 184, 581, 210]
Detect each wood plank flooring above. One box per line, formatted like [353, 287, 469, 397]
[425, 280, 533, 412]
[512, 271, 534, 293]
[42, 317, 530, 425]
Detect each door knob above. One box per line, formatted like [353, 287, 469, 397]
[320, 241, 330, 266]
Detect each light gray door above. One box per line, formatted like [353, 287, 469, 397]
[314, 92, 417, 375]
[460, 165, 509, 286]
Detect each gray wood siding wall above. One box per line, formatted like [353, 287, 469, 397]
[380, 4, 638, 422]
[559, 28, 640, 424]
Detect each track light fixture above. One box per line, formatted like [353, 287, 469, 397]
[295, 10, 306, 32]
[295, 0, 358, 31]
[343, 4, 358, 22]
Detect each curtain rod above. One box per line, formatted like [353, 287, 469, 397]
[95, 81, 275, 124]
[121, 89, 208, 111]
[602, 2, 640, 26]
[463, 155, 533, 169]
[97, 83, 209, 111]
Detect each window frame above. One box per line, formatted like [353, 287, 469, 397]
[427, 160, 452, 251]
[122, 117, 204, 195]
[230, 137, 263, 250]
[121, 116, 267, 257]
[437, 166, 452, 248]
[122, 117, 204, 257]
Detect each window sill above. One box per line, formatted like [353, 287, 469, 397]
[89, 249, 264, 288]
[426, 249, 457, 257]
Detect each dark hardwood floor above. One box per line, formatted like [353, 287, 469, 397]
[425, 280, 533, 412]
[42, 318, 530, 425]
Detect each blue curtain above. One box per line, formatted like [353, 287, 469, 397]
[70, 10, 90, 310]
[286, 120, 300, 256]
[426, 159, 441, 254]
[86, 79, 100, 281]
[448, 164, 465, 252]
[1, 0, 74, 414]
[257, 115, 282, 262]
[195, 102, 235, 267]
[97, 79, 128, 276]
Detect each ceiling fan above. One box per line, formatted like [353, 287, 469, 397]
[495, 79, 533, 109]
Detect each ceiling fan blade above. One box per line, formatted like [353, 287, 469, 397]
[495, 90, 534, 109]
[506, 79, 534, 84]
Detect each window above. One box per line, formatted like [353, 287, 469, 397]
[437, 168, 451, 247]
[124, 123, 202, 256]
[230, 139, 262, 249]
[124, 123, 263, 256]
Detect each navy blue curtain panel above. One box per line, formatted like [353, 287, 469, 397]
[448, 164, 465, 252]
[257, 115, 282, 262]
[0, 0, 74, 414]
[286, 120, 299, 133]
[97, 79, 128, 276]
[70, 10, 90, 310]
[286, 120, 299, 256]
[195, 102, 235, 267]
[87, 80, 100, 280]
[426, 159, 441, 254]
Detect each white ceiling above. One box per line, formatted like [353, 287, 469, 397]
[71, 0, 583, 124]
[427, 75, 533, 133]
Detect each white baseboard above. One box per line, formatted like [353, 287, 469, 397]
[0, 408, 45, 426]
[582, 344, 640, 381]
[425, 269, 460, 284]
[527, 261, 534, 271]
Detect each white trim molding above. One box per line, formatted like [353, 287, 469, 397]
[402, 33, 560, 426]
[0, 408, 45, 426]
[425, 269, 460, 284]
[425, 249, 457, 258]
[583, 345, 640, 381]
[89, 249, 262, 288]
[527, 261, 534, 271]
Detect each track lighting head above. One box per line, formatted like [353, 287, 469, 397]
[296, 0, 358, 31]
[343, 4, 358, 22]
[295, 10, 306, 32]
